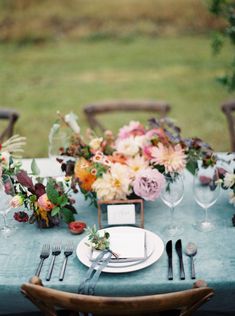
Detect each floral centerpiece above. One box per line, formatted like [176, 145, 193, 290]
[57, 112, 216, 205]
[0, 134, 77, 228]
[12, 170, 77, 227]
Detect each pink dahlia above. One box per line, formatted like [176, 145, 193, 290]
[118, 121, 145, 140]
[133, 168, 165, 201]
[151, 143, 186, 173]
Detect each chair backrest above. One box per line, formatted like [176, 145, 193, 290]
[84, 100, 171, 133]
[21, 277, 214, 316]
[0, 109, 19, 142]
[221, 100, 235, 152]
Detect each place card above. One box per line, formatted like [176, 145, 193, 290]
[91, 230, 146, 260]
[98, 199, 144, 228]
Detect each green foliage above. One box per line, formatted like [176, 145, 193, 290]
[209, 0, 235, 91]
[46, 181, 60, 204]
[86, 225, 110, 250]
[46, 179, 75, 222]
[31, 158, 40, 176]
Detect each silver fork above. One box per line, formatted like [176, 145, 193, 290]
[59, 242, 74, 281]
[46, 244, 61, 281]
[35, 244, 50, 277]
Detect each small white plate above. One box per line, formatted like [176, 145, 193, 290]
[76, 226, 164, 273]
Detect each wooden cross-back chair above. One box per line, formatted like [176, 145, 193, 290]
[21, 277, 214, 316]
[0, 108, 19, 142]
[83, 100, 171, 133]
[221, 100, 235, 152]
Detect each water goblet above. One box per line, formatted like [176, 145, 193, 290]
[48, 123, 70, 160]
[0, 176, 16, 237]
[193, 166, 220, 232]
[161, 173, 184, 236]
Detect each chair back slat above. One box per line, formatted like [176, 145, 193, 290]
[221, 100, 235, 152]
[84, 100, 171, 133]
[0, 109, 19, 142]
[21, 277, 214, 316]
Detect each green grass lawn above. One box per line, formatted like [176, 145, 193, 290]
[0, 35, 234, 157]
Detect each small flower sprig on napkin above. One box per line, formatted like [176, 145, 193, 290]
[86, 225, 110, 250]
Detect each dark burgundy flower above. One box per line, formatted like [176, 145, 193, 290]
[14, 211, 29, 223]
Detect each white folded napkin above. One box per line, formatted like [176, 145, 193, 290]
[91, 230, 146, 261]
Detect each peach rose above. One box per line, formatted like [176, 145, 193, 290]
[37, 193, 55, 211]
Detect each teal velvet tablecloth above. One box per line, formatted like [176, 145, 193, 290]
[1, 157, 235, 314]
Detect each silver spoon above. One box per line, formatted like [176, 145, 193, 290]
[185, 242, 197, 279]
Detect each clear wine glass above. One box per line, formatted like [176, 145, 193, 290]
[48, 123, 70, 160]
[193, 165, 220, 232]
[161, 173, 184, 236]
[0, 175, 16, 237]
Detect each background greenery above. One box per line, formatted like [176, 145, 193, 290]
[0, 0, 234, 157]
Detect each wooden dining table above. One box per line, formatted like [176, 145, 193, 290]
[0, 156, 235, 315]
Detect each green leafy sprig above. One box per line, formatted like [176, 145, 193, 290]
[86, 225, 110, 250]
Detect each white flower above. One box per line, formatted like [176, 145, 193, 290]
[126, 155, 149, 177]
[92, 163, 132, 200]
[228, 191, 235, 206]
[64, 112, 80, 134]
[0, 151, 10, 166]
[89, 137, 103, 150]
[115, 136, 139, 157]
[223, 172, 235, 188]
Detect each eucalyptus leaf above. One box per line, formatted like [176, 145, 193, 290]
[31, 158, 40, 176]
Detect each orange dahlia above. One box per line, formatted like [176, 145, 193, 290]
[74, 157, 96, 191]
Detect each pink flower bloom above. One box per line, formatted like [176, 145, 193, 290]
[118, 121, 145, 140]
[145, 128, 167, 142]
[10, 195, 24, 208]
[143, 145, 154, 160]
[133, 168, 165, 201]
[151, 143, 186, 173]
[37, 193, 54, 211]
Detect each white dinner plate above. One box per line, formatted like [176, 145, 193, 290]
[76, 226, 164, 273]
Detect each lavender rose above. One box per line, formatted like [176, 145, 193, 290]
[133, 168, 165, 201]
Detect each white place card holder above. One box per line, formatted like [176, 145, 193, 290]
[98, 199, 144, 228]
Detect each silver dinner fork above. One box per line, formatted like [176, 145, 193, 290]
[35, 244, 50, 277]
[46, 244, 61, 281]
[59, 242, 74, 281]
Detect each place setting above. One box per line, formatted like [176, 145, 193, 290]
[76, 225, 164, 274]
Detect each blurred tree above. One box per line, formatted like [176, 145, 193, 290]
[209, 0, 235, 91]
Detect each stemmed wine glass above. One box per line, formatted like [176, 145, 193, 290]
[193, 165, 220, 232]
[0, 175, 16, 237]
[48, 123, 70, 160]
[161, 173, 184, 236]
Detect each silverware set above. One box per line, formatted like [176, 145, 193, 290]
[35, 242, 74, 281]
[166, 239, 197, 280]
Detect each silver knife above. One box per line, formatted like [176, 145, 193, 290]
[175, 239, 185, 280]
[166, 240, 173, 280]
